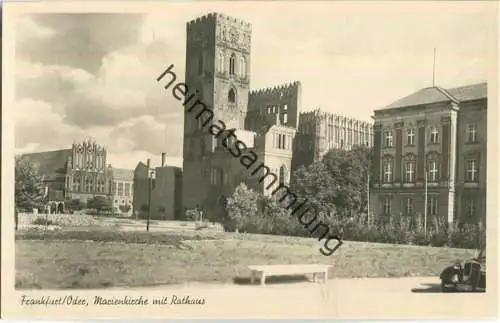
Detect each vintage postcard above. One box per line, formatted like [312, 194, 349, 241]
[2, 0, 499, 320]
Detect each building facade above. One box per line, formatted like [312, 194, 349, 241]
[180, 13, 300, 219]
[17, 140, 113, 213]
[133, 153, 183, 220]
[110, 168, 134, 216]
[370, 82, 487, 225]
[293, 109, 373, 170]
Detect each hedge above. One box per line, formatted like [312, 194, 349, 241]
[223, 213, 485, 250]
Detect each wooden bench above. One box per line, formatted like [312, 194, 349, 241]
[248, 264, 332, 286]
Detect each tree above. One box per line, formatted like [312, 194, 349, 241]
[291, 162, 337, 217]
[87, 196, 112, 214]
[225, 183, 261, 231]
[227, 183, 261, 219]
[321, 147, 372, 217]
[15, 158, 46, 212]
[66, 198, 86, 213]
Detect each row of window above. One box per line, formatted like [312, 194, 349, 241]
[72, 178, 106, 193]
[200, 51, 247, 78]
[266, 104, 288, 114]
[210, 168, 229, 185]
[273, 133, 292, 150]
[383, 123, 478, 148]
[382, 197, 478, 219]
[382, 156, 480, 183]
[73, 154, 105, 170]
[210, 166, 289, 186]
[112, 182, 132, 197]
[299, 123, 373, 148]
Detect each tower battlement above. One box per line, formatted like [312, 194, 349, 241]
[187, 12, 252, 33]
[249, 81, 301, 99]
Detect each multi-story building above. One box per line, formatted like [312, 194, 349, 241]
[133, 153, 183, 220]
[180, 13, 300, 219]
[110, 168, 134, 216]
[370, 82, 487, 225]
[17, 140, 113, 213]
[293, 109, 374, 170]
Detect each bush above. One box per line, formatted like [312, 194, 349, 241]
[225, 186, 485, 250]
[15, 228, 222, 245]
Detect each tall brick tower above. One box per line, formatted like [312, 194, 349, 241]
[182, 13, 252, 213]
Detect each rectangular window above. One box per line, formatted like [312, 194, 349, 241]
[466, 159, 478, 182]
[407, 128, 415, 145]
[283, 104, 288, 111]
[467, 124, 477, 143]
[427, 159, 438, 182]
[404, 161, 416, 183]
[283, 113, 288, 124]
[405, 197, 413, 216]
[125, 183, 130, 196]
[385, 130, 393, 147]
[430, 127, 439, 144]
[466, 198, 476, 219]
[383, 198, 392, 215]
[117, 182, 124, 196]
[427, 196, 438, 216]
[383, 160, 393, 183]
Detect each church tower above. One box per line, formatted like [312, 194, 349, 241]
[182, 13, 252, 212]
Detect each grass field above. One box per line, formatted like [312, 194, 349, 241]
[15, 227, 478, 289]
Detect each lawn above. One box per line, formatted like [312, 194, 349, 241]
[15, 229, 478, 289]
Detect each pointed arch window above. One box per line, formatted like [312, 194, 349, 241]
[279, 165, 287, 185]
[218, 49, 225, 73]
[239, 56, 246, 77]
[229, 54, 236, 76]
[228, 88, 236, 104]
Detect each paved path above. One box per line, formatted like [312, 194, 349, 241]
[106, 276, 496, 319]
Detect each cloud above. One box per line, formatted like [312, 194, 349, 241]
[16, 14, 146, 75]
[13, 6, 493, 168]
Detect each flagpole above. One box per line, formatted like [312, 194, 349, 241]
[424, 164, 428, 235]
[424, 128, 428, 236]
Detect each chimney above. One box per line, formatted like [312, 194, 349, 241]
[161, 152, 166, 167]
[146, 158, 151, 169]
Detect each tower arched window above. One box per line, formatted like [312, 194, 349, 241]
[228, 88, 236, 104]
[229, 54, 236, 76]
[239, 56, 246, 77]
[279, 165, 286, 185]
[218, 49, 224, 73]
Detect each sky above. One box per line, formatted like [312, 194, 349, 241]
[13, 1, 496, 169]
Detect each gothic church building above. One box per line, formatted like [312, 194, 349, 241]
[182, 13, 301, 219]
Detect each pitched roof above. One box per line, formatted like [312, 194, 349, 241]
[17, 149, 72, 181]
[446, 82, 487, 102]
[382, 82, 487, 110]
[111, 168, 134, 181]
[384, 87, 457, 109]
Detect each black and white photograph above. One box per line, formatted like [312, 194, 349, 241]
[2, 0, 498, 319]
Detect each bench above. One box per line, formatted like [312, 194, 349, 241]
[248, 264, 332, 286]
